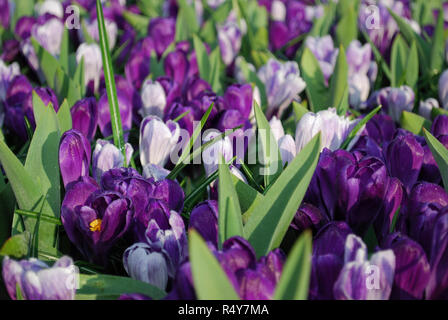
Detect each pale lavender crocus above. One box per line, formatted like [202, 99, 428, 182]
[35, 0, 64, 18]
[92, 139, 134, 182]
[419, 98, 439, 120]
[140, 79, 167, 119]
[218, 11, 245, 66]
[139, 116, 180, 168]
[333, 234, 396, 300]
[257, 58, 306, 118]
[202, 130, 234, 177]
[76, 43, 103, 93]
[305, 35, 339, 83]
[269, 116, 296, 166]
[32, 16, 64, 57]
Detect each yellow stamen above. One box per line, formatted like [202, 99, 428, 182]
[89, 219, 102, 232]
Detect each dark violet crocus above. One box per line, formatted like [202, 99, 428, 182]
[431, 115, 448, 138]
[61, 177, 134, 265]
[0, 0, 11, 29]
[382, 131, 424, 193]
[309, 221, 352, 300]
[70, 97, 98, 141]
[188, 200, 219, 248]
[291, 203, 328, 234]
[148, 17, 176, 58]
[382, 233, 430, 300]
[164, 50, 189, 86]
[2, 256, 77, 300]
[333, 234, 396, 300]
[59, 129, 91, 189]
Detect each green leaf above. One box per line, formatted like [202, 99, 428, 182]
[309, 1, 337, 37]
[293, 101, 309, 122]
[218, 159, 244, 247]
[400, 111, 431, 135]
[76, 274, 166, 300]
[175, 0, 200, 42]
[122, 11, 150, 38]
[274, 230, 312, 300]
[429, 7, 445, 74]
[300, 48, 329, 112]
[31, 37, 60, 86]
[60, 28, 70, 74]
[189, 230, 240, 300]
[193, 34, 211, 83]
[0, 232, 30, 260]
[405, 41, 419, 89]
[423, 129, 448, 192]
[253, 101, 283, 187]
[209, 47, 223, 94]
[57, 100, 73, 134]
[244, 133, 321, 257]
[391, 35, 409, 87]
[340, 106, 382, 150]
[361, 30, 392, 82]
[96, 0, 126, 162]
[330, 46, 349, 115]
[335, 6, 357, 48]
[233, 175, 264, 224]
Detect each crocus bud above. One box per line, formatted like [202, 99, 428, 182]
[218, 18, 243, 66]
[333, 235, 396, 300]
[278, 134, 296, 166]
[61, 178, 134, 265]
[59, 130, 91, 188]
[148, 17, 176, 57]
[269, 116, 285, 142]
[15, 16, 36, 40]
[382, 132, 424, 192]
[92, 139, 133, 182]
[189, 200, 219, 248]
[123, 242, 169, 290]
[0, 58, 20, 101]
[98, 90, 133, 139]
[164, 50, 189, 85]
[378, 86, 415, 122]
[295, 108, 357, 154]
[291, 203, 327, 233]
[305, 35, 339, 83]
[140, 80, 167, 118]
[140, 116, 180, 168]
[2, 256, 77, 300]
[35, 0, 64, 18]
[257, 58, 306, 118]
[76, 43, 102, 93]
[202, 130, 233, 177]
[346, 40, 372, 76]
[383, 233, 430, 300]
[70, 97, 98, 141]
[32, 16, 64, 57]
[419, 98, 439, 120]
[431, 114, 448, 138]
[349, 73, 370, 109]
[439, 69, 448, 109]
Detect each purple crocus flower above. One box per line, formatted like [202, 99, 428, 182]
[61, 177, 134, 265]
[189, 200, 219, 248]
[1, 39, 21, 63]
[218, 13, 244, 66]
[310, 221, 352, 300]
[291, 203, 328, 234]
[382, 233, 430, 300]
[15, 16, 36, 40]
[125, 49, 150, 91]
[148, 17, 176, 58]
[382, 131, 424, 193]
[419, 98, 439, 120]
[257, 58, 306, 118]
[0, 0, 11, 29]
[0, 59, 20, 103]
[164, 49, 189, 86]
[333, 234, 396, 300]
[431, 115, 448, 138]
[59, 129, 91, 189]
[70, 97, 98, 141]
[2, 256, 77, 300]
[92, 139, 133, 182]
[97, 90, 133, 139]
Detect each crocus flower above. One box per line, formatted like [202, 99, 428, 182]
[382, 233, 430, 300]
[218, 14, 244, 66]
[123, 242, 169, 290]
[140, 116, 180, 168]
[0, 0, 11, 29]
[2, 256, 77, 300]
[140, 79, 167, 119]
[35, 0, 64, 18]
[0, 58, 20, 102]
[82, 17, 118, 50]
[97, 90, 133, 139]
[305, 35, 339, 83]
[76, 43, 103, 93]
[382, 131, 424, 192]
[269, 116, 296, 166]
[333, 234, 396, 300]
[61, 177, 134, 265]
[59, 129, 91, 188]
[70, 97, 98, 141]
[419, 98, 439, 120]
[310, 221, 352, 300]
[426, 212, 448, 299]
[374, 86, 415, 122]
[164, 50, 189, 86]
[202, 130, 233, 177]
[291, 203, 328, 234]
[32, 15, 64, 57]
[295, 108, 358, 154]
[189, 200, 219, 248]
[346, 40, 373, 76]
[92, 139, 133, 182]
[148, 17, 176, 57]
[431, 114, 448, 138]
[257, 58, 306, 118]
[15, 16, 36, 41]
[349, 73, 371, 109]
[439, 69, 448, 109]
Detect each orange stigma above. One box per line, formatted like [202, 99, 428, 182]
[89, 219, 102, 232]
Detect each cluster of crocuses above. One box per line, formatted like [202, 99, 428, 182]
[1, 0, 448, 301]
